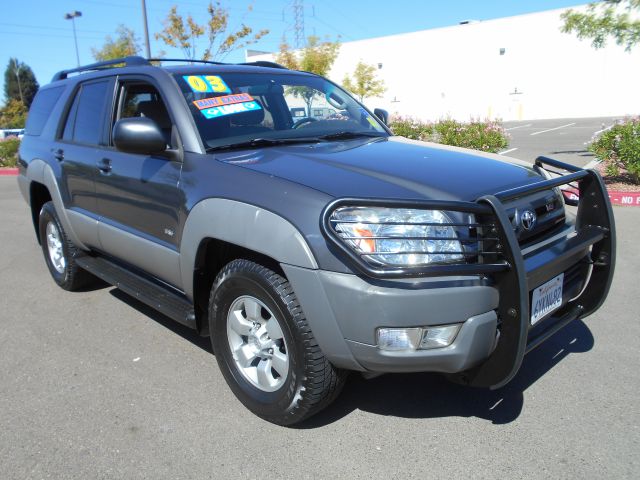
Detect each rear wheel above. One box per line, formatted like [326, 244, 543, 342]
[209, 259, 346, 426]
[38, 201, 92, 291]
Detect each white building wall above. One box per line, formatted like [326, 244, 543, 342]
[248, 6, 640, 121]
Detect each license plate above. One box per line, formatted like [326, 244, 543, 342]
[530, 273, 564, 325]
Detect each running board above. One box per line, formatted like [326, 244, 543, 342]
[76, 255, 196, 329]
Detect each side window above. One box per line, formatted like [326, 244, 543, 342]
[62, 94, 79, 142]
[24, 86, 65, 136]
[115, 83, 173, 146]
[61, 80, 111, 145]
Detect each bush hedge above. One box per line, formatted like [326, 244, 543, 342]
[0, 137, 20, 167]
[388, 116, 509, 154]
[589, 117, 640, 184]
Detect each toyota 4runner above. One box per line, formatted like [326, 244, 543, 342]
[17, 57, 616, 425]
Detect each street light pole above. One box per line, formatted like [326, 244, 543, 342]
[64, 11, 82, 67]
[141, 0, 151, 58]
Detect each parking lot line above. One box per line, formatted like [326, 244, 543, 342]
[499, 147, 518, 155]
[530, 122, 576, 136]
[592, 124, 614, 136]
[505, 124, 532, 131]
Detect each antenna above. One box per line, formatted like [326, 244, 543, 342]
[293, 0, 305, 48]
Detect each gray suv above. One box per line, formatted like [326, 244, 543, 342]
[17, 57, 615, 425]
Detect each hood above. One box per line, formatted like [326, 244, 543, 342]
[215, 136, 543, 202]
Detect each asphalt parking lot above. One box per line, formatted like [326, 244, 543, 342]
[1, 173, 639, 479]
[502, 116, 621, 168]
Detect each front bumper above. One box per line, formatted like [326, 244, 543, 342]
[285, 157, 616, 388]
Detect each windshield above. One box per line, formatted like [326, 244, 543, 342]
[173, 71, 388, 150]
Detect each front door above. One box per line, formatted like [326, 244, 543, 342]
[94, 77, 184, 288]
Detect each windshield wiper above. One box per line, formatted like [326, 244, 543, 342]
[206, 137, 321, 152]
[317, 131, 386, 141]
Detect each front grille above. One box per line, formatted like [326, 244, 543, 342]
[505, 189, 566, 245]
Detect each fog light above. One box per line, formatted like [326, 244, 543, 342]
[420, 325, 461, 349]
[377, 328, 421, 351]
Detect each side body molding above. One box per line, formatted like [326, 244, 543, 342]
[180, 198, 318, 300]
[26, 159, 90, 250]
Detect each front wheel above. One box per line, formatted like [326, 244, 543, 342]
[209, 259, 346, 426]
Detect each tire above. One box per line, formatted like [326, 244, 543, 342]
[38, 201, 93, 291]
[209, 259, 347, 426]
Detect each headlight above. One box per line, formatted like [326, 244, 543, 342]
[330, 207, 465, 266]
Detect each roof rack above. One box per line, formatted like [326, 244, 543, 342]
[147, 58, 227, 66]
[238, 61, 287, 69]
[51, 56, 288, 82]
[152, 58, 287, 69]
[51, 56, 149, 82]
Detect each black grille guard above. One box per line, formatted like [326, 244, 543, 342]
[321, 156, 616, 389]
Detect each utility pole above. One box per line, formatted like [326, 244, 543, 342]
[141, 0, 151, 58]
[293, 0, 305, 48]
[64, 10, 82, 67]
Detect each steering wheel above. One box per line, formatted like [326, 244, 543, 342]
[293, 117, 318, 129]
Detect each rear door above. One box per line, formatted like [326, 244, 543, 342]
[54, 77, 115, 248]
[93, 75, 184, 288]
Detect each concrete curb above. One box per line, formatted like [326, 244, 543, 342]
[0, 168, 18, 176]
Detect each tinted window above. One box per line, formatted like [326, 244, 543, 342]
[73, 80, 110, 145]
[62, 93, 79, 142]
[25, 86, 65, 136]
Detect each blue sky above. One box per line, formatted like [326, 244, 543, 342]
[1, 0, 586, 100]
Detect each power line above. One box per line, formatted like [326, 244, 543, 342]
[0, 22, 112, 35]
[0, 30, 105, 41]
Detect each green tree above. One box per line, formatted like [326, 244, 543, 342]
[561, 0, 640, 51]
[0, 98, 28, 129]
[342, 61, 386, 102]
[4, 58, 39, 108]
[155, 2, 268, 61]
[276, 36, 341, 114]
[92, 25, 141, 61]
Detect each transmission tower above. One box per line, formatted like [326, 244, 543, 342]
[293, 0, 305, 48]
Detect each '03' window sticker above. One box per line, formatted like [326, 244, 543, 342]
[183, 75, 231, 94]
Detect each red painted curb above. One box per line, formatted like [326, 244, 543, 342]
[0, 168, 18, 176]
[608, 191, 640, 206]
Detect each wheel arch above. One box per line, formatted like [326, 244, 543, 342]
[29, 181, 52, 244]
[180, 198, 318, 333]
[191, 237, 287, 336]
[180, 198, 317, 300]
[24, 159, 88, 250]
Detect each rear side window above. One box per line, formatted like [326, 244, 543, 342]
[24, 86, 65, 136]
[61, 80, 111, 145]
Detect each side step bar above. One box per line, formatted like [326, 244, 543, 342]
[76, 255, 197, 330]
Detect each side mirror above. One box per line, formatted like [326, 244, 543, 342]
[113, 117, 167, 155]
[374, 108, 389, 125]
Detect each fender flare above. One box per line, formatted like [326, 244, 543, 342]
[180, 198, 318, 300]
[25, 159, 88, 250]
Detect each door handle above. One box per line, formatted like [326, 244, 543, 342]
[97, 158, 112, 174]
[53, 148, 64, 161]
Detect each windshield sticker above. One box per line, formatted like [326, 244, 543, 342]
[183, 75, 231, 93]
[193, 93, 254, 110]
[200, 100, 262, 119]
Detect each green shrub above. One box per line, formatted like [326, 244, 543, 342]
[0, 137, 20, 167]
[389, 116, 509, 154]
[589, 117, 640, 184]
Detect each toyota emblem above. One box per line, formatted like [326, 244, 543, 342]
[521, 210, 536, 231]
